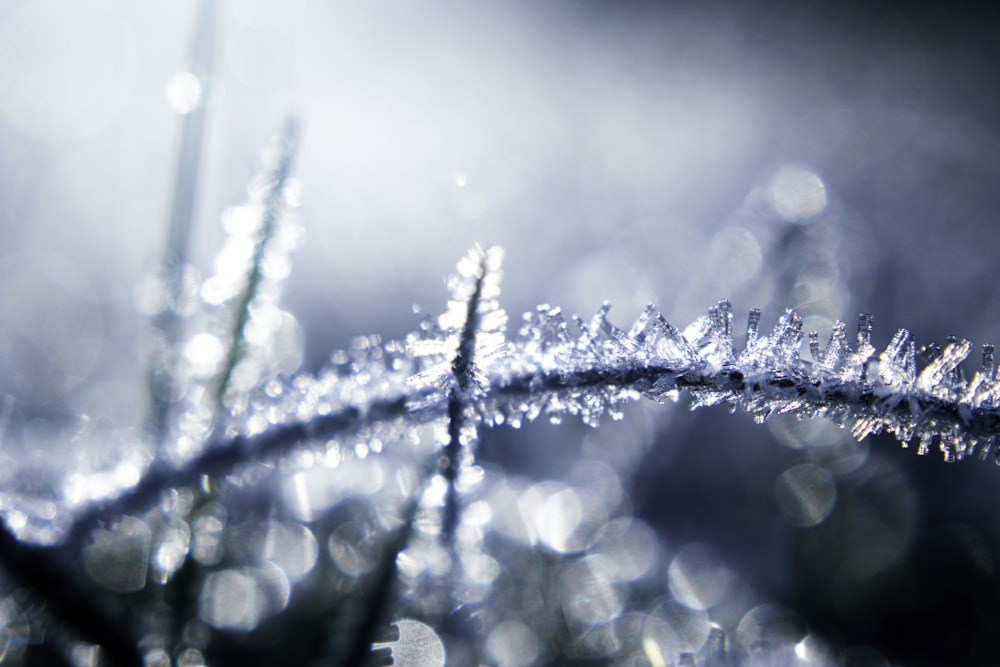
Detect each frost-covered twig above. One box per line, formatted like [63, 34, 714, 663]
[492, 300, 1000, 461]
[9, 244, 998, 664]
[407, 245, 506, 544]
[57, 247, 1000, 557]
[211, 117, 300, 414]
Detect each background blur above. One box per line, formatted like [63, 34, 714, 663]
[2, 0, 1000, 664]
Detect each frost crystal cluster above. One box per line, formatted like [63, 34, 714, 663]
[232, 247, 1000, 470]
[489, 297, 1000, 465]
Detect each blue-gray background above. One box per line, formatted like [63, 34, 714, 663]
[2, 1, 1000, 664]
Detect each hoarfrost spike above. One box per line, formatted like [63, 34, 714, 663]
[64, 247, 1000, 549]
[407, 245, 507, 397]
[820, 320, 848, 373]
[225, 250, 1000, 472]
[808, 330, 820, 363]
[746, 308, 762, 351]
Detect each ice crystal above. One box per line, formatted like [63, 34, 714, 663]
[407, 244, 507, 402]
[487, 295, 1000, 464]
[166, 119, 304, 462]
[187, 245, 1000, 476]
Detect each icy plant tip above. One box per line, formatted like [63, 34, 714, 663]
[404, 245, 1000, 466]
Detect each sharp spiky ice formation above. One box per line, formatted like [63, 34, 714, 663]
[406, 245, 506, 401]
[49, 247, 1000, 554]
[488, 298, 1000, 463]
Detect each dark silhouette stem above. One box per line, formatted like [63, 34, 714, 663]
[57, 357, 1000, 558]
[0, 524, 143, 667]
[441, 251, 487, 545]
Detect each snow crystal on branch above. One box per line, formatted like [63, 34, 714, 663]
[406, 245, 507, 400]
[489, 296, 1000, 464]
[215, 246, 1000, 471]
[55, 247, 1000, 556]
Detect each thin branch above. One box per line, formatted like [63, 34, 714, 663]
[147, 0, 219, 447]
[59, 301, 1000, 558]
[441, 246, 492, 545]
[213, 117, 300, 414]
[59, 392, 432, 557]
[6, 246, 997, 666]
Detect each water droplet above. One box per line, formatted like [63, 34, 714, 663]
[643, 600, 711, 665]
[486, 620, 539, 667]
[260, 521, 318, 581]
[558, 557, 625, 625]
[198, 564, 289, 631]
[165, 71, 203, 114]
[774, 464, 837, 528]
[83, 516, 150, 592]
[769, 165, 827, 222]
[668, 543, 734, 610]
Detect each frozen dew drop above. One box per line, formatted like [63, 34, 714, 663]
[461, 551, 501, 586]
[221, 204, 262, 236]
[68, 643, 101, 667]
[83, 516, 151, 592]
[328, 520, 379, 577]
[735, 604, 806, 656]
[531, 484, 583, 553]
[260, 521, 318, 581]
[643, 600, 711, 666]
[144, 648, 171, 667]
[152, 519, 191, 583]
[165, 71, 204, 114]
[667, 543, 734, 610]
[198, 564, 289, 631]
[199, 569, 263, 631]
[774, 464, 837, 527]
[558, 557, 626, 626]
[591, 518, 659, 582]
[794, 634, 839, 666]
[184, 333, 225, 378]
[177, 648, 206, 667]
[769, 165, 827, 222]
[372, 619, 446, 667]
[486, 620, 539, 667]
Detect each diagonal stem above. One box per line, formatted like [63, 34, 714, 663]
[212, 118, 300, 415]
[441, 251, 487, 545]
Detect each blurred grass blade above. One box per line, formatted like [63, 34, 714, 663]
[147, 0, 219, 447]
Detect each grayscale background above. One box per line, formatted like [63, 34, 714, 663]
[2, 1, 1000, 664]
